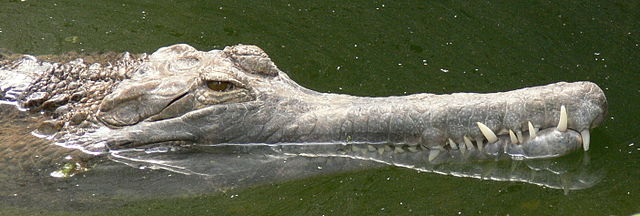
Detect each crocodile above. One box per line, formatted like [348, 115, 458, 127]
[0, 44, 607, 178]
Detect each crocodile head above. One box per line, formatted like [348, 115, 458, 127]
[95, 44, 264, 127]
[0, 44, 608, 164]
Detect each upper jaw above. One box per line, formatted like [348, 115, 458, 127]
[283, 81, 606, 160]
[429, 81, 606, 158]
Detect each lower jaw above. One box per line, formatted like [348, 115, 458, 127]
[287, 141, 574, 164]
[278, 142, 600, 191]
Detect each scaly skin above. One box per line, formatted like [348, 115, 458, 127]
[0, 44, 607, 165]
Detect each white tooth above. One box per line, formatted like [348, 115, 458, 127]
[384, 145, 393, 152]
[516, 131, 524, 143]
[509, 130, 518, 144]
[498, 128, 509, 135]
[459, 143, 466, 154]
[463, 136, 475, 150]
[477, 138, 484, 151]
[428, 149, 440, 162]
[368, 145, 376, 152]
[448, 138, 458, 149]
[528, 121, 537, 138]
[407, 146, 418, 152]
[378, 147, 385, 155]
[557, 105, 568, 132]
[394, 146, 405, 153]
[581, 130, 590, 151]
[476, 122, 498, 143]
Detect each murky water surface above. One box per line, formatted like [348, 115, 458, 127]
[0, 1, 638, 215]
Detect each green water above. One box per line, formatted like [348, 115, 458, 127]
[1, 0, 638, 215]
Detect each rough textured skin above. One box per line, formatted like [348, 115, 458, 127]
[0, 44, 608, 163]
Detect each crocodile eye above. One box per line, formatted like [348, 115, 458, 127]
[206, 81, 234, 91]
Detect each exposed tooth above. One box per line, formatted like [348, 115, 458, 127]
[476, 122, 498, 143]
[509, 130, 518, 144]
[378, 147, 385, 155]
[528, 121, 536, 138]
[384, 145, 393, 152]
[459, 143, 467, 154]
[477, 138, 484, 151]
[448, 138, 458, 149]
[498, 128, 509, 135]
[428, 149, 440, 162]
[394, 146, 405, 153]
[581, 130, 590, 151]
[463, 136, 475, 150]
[407, 146, 418, 152]
[557, 105, 568, 132]
[516, 131, 524, 143]
[367, 145, 376, 152]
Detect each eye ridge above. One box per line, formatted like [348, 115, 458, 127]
[206, 80, 235, 91]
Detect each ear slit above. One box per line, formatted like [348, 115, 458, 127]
[165, 91, 189, 107]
